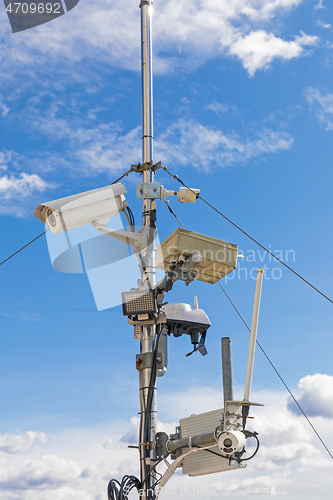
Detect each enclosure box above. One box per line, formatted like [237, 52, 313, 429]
[179, 408, 243, 476]
[156, 228, 238, 284]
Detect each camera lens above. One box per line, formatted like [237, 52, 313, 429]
[223, 438, 233, 447]
[47, 209, 57, 227]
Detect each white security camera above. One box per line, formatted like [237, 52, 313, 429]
[33, 183, 128, 234]
[217, 430, 246, 456]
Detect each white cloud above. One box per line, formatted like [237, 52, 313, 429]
[0, 0, 317, 78]
[287, 373, 333, 418]
[229, 30, 317, 76]
[314, 0, 325, 9]
[0, 101, 9, 117]
[24, 102, 293, 175]
[0, 152, 50, 216]
[119, 416, 140, 445]
[155, 119, 294, 170]
[0, 173, 48, 200]
[0, 380, 332, 499]
[206, 102, 229, 115]
[0, 432, 47, 454]
[305, 87, 333, 130]
[0, 455, 81, 490]
[316, 19, 331, 29]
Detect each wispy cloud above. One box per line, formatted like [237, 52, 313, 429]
[305, 87, 333, 130]
[0, 151, 50, 216]
[314, 0, 325, 9]
[155, 119, 294, 170]
[0, 100, 9, 117]
[0, 0, 318, 79]
[206, 101, 229, 116]
[315, 19, 332, 29]
[0, 173, 48, 200]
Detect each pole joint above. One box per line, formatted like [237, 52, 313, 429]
[139, 0, 153, 7]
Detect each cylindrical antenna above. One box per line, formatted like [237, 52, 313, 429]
[244, 269, 264, 401]
[222, 337, 234, 404]
[139, 1, 156, 496]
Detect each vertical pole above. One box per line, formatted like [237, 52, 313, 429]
[244, 269, 264, 402]
[139, 2, 155, 498]
[221, 337, 234, 405]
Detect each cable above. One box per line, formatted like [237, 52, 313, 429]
[218, 281, 333, 461]
[138, 324, 163, 497]
[162, 166, 333, 306]
[0, 230, 49, 267]
[239, 434, 260, 461]
[163, 199, 184, 228]
[110, 166, 136, 185]
[197, 446, 229, 459]
[127, 207, 136, 228]
[107, 475, 141, 500]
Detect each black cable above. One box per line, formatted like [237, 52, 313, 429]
[107, 475, 141, 500]
[163, 166, 333, 306]
[218, 281, 333, 461]
[140, 324, 163, 497]
[0, 230, 49, 267]
[239, 434, 260, 461]
[197, 446, 229, 459]
[127, 207, 136, 228]
[163, 199, 184, 228]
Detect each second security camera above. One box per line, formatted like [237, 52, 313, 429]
[33, 182, 128, 234]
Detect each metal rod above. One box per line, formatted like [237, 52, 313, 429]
[244, 269, 264, 402]
[222, 337, 234, 404]
[167, 432, 216, 453]
[139, 1, 155, 497]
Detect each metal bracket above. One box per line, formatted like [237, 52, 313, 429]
[137, 182, 162, 200]
[136, 352, 165, 371]
[223, 400, 264, 432]
[131, 160, 162, 173]
[128, 311, 167, 326]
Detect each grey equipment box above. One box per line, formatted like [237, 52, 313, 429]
[156, 228, 238, 284]
[179, 408, 243, 476]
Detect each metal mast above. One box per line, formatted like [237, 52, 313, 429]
[139, 1, 156, 497]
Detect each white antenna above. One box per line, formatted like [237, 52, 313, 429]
[244, 269, 264, 401]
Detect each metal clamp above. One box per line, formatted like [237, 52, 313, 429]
[137, 182, 162, 200]
[139, 0, 153, 7]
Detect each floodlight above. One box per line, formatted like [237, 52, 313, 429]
[33, 182, 128, 234]
[156, 228, 238, 284]
[122, 289, 157, 318]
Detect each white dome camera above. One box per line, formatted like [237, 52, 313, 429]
[217, 430, 246, 456]
[33, 183, 128, 234]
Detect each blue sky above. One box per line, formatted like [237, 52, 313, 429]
[0, 0, 333, 498]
